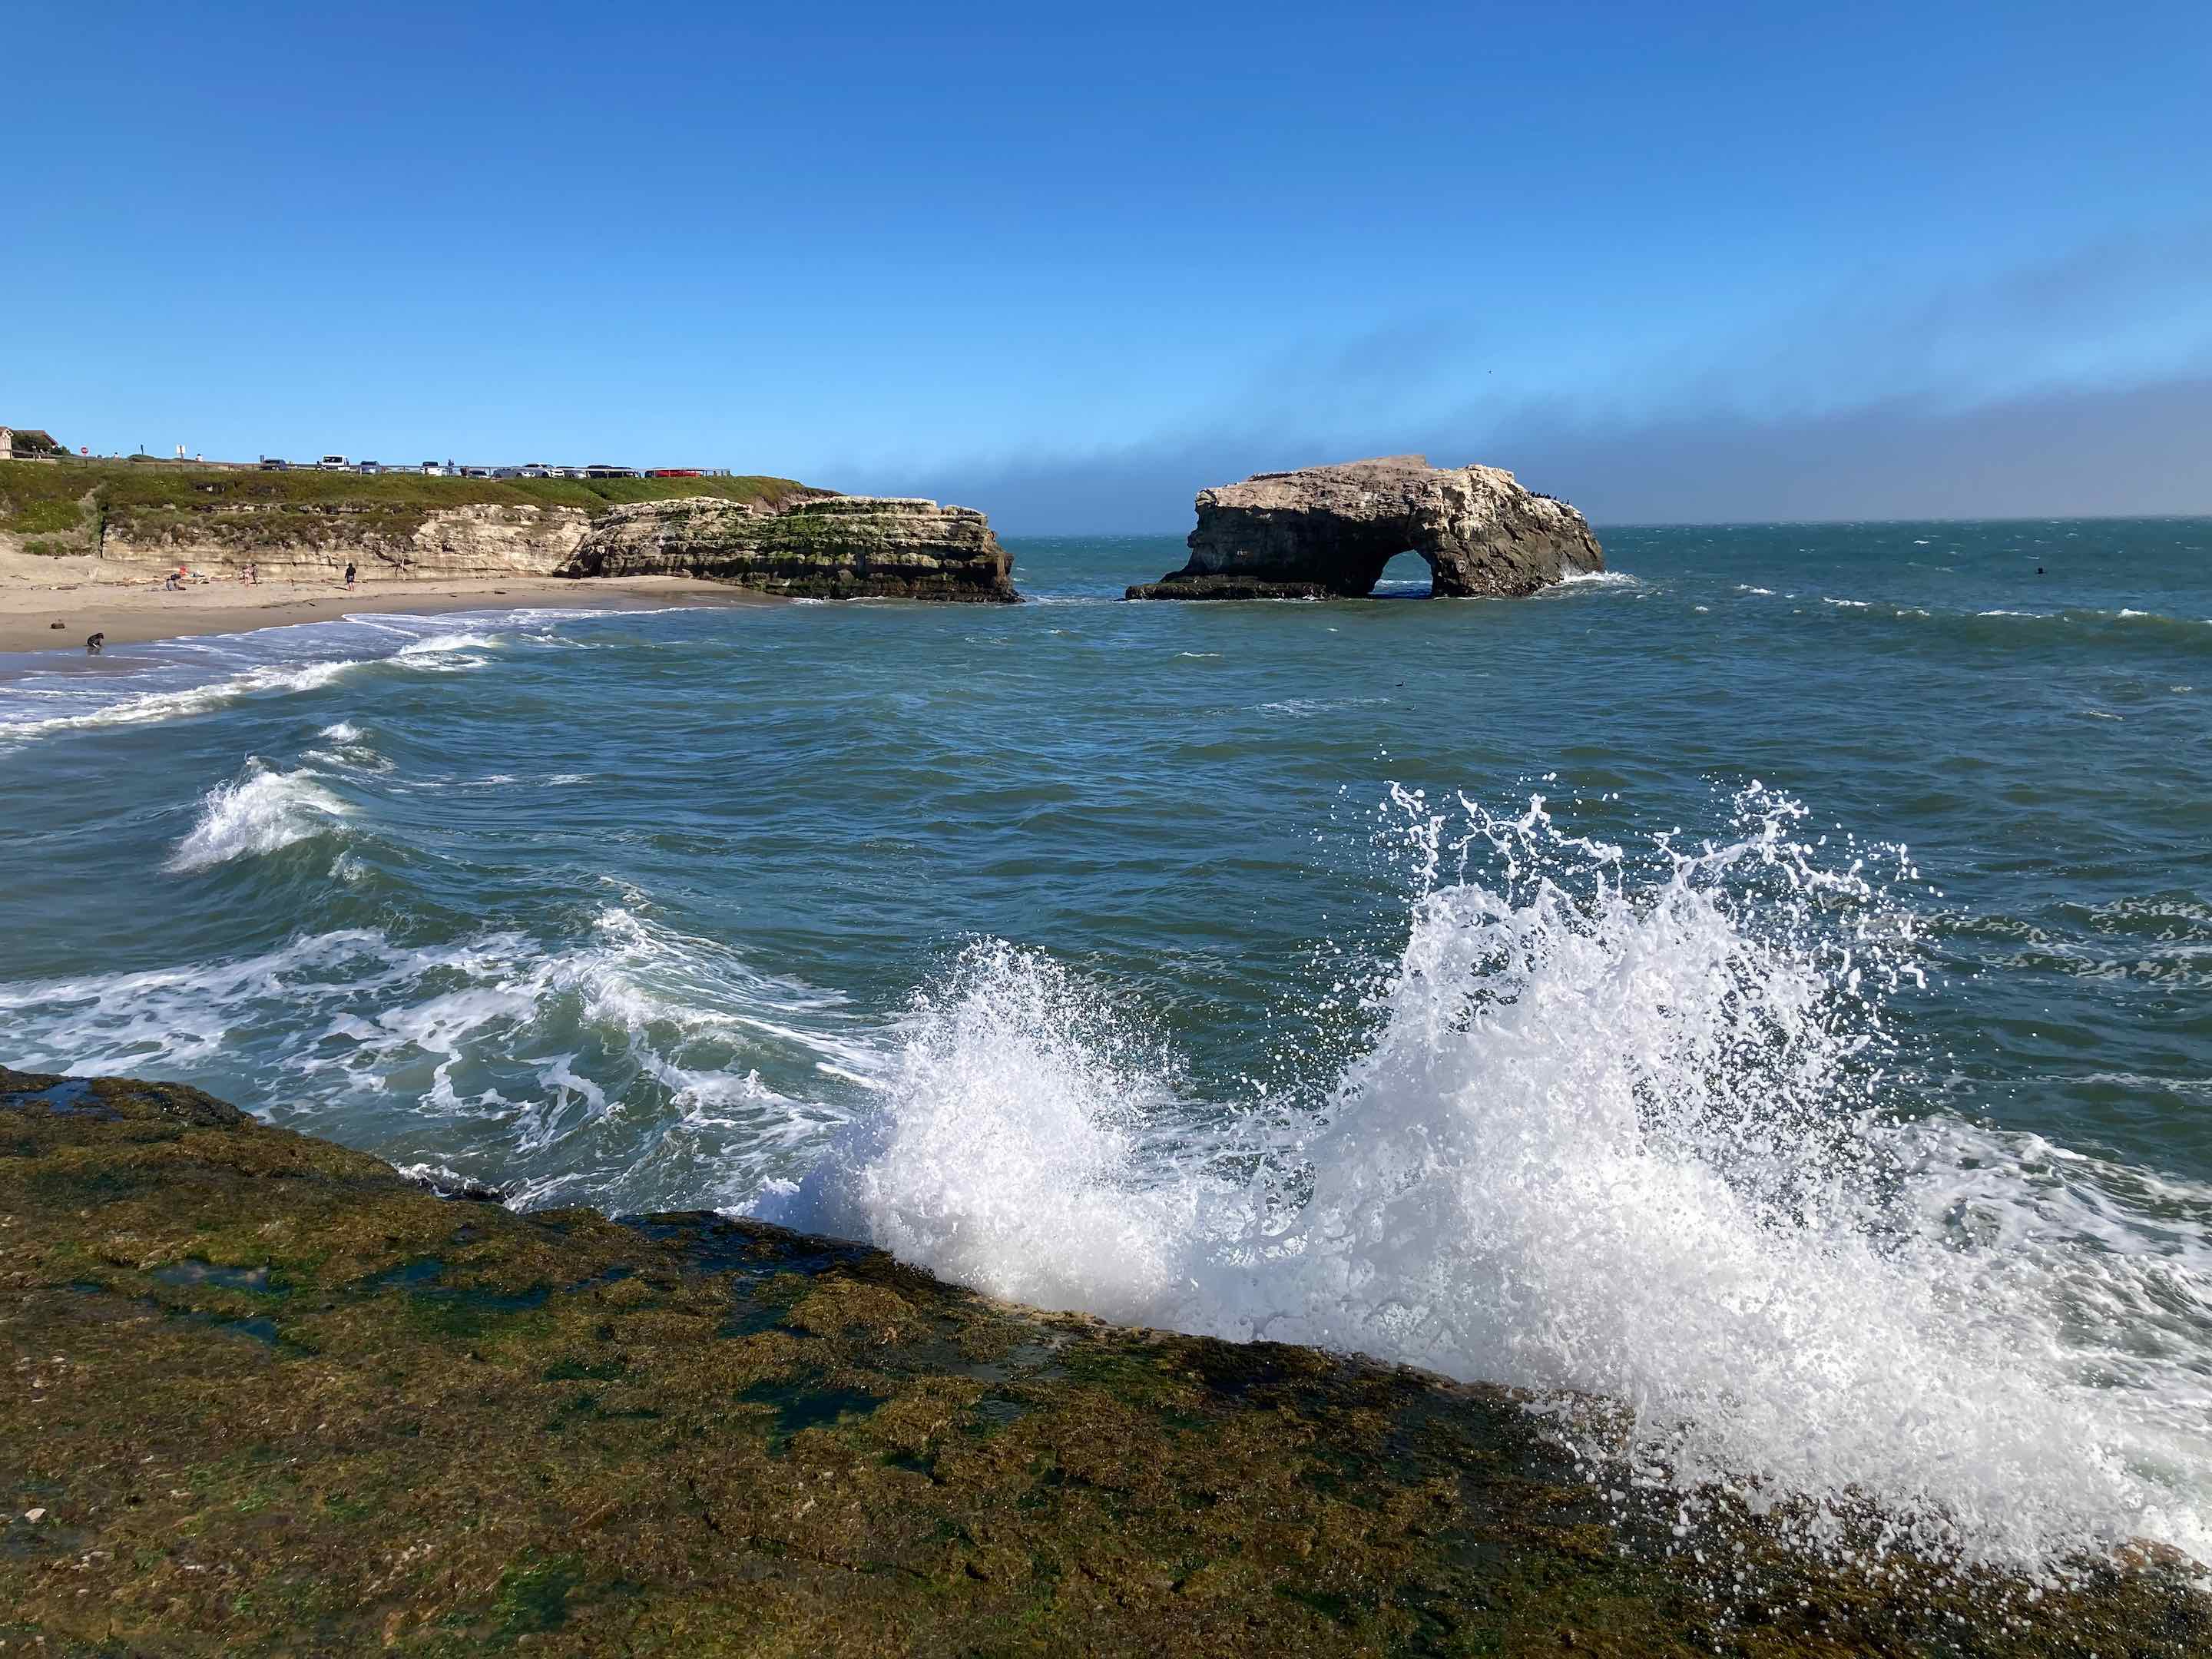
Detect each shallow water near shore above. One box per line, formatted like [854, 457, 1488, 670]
[2, 518, 2210, 1568]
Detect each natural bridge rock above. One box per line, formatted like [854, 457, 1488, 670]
[563, 495, 1018, 601]
[1126, 455, 1603, 600]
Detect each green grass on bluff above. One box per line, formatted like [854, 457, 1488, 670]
[0, 459, 821, 554]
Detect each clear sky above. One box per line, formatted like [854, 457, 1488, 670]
[8, 1, 2210, 528]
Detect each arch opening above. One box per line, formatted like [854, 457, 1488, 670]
[1373, 550, 1434, 598]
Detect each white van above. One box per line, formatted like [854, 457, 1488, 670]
[319, 454, 348, 470]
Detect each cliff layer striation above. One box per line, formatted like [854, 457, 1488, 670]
[562, 494, 1018, 601]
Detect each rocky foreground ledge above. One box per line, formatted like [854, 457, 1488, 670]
[2, 1068, 2201, 1657]
[1128, 455, 1604, 601]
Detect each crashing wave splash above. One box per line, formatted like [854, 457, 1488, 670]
[167, 762, 349, 871]
[764, 787, 2212, 1570]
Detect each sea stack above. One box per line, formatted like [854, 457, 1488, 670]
[1126, 455, 1603, 600]
[564, 495, 1018, 602]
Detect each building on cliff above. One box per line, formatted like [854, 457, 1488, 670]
[1, 427, 67, 460]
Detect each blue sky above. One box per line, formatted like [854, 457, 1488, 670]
[8, 1, 2210, 528]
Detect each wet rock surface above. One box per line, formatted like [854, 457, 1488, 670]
[2, 1064, 2202, 1656]
[1128, 455, 1604, 601]
[563, 495, 1019, 601]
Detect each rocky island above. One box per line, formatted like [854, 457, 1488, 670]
[3, 1064, 2203, 1655]
[1128, 455, 1604, 601]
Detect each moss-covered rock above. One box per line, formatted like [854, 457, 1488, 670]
[1, 1065, 2201, 1655]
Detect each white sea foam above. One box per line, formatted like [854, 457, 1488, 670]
[0, 609, 558, 748]
[1257, 697, 1392, 717]
[0, 905, 877, 1210]
[1556, 568, 1638, 588]
[767, 789, 2212, 1569]
[1822, 597, 1876, 608]
[0, 658, 363, 743]
[167, 763, 349, 871]
[1737, 584, 1776, 595]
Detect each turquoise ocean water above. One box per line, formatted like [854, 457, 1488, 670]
[4, 519, 2209, 1566]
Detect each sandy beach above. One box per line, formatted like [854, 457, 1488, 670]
[0, 566, 778, 656]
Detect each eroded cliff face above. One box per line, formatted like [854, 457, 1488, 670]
[0, 465, 1015, 601]
[1128, 455, 1604, 600]
[563, 495, 1018, 601]
[91, 503, 594, 584]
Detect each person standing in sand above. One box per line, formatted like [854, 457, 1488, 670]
[343, 561, 356, 591]
[243, 561, 257, 586]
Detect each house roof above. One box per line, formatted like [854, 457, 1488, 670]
[4, 428, 64, 452]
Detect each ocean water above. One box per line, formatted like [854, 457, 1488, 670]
[4, 519, 2210, 1569]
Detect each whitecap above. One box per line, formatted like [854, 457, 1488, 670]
[0, 658, 363, 743]
[167, 763, 348, 872]
[1555, 568, 1638, 587]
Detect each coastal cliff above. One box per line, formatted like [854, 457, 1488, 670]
[562, 495, 1018, 602]
[2, 1064, 2201, 1656]
[1128, 455, 1605, 600]
[0, 462, 1014, 602]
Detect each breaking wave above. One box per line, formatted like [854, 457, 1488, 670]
[0, 658, 363, 743]
[766, 787, 2212, 1569]
[0, 904, 877, 1212]
[167, 762, 349, 871]
[1555, 568, 1639, 587]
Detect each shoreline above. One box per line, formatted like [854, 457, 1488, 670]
[0, 572, 779, 657]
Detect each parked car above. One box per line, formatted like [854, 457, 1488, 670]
[356, 461, 382, 474]
[319, 455, 348, 471]
[420, 462, 448, 476]
[259, 459, 290, 472]
[647, 469, 702, 478]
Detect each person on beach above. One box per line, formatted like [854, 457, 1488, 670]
[85, 631, 104, 655]
[243, 561, 257, 586]
[344, 561, 356, 591]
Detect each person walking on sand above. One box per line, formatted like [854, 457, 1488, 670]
[343, 561, 356, 591]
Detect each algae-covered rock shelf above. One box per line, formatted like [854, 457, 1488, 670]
[2, 1066, 2202, 1657]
